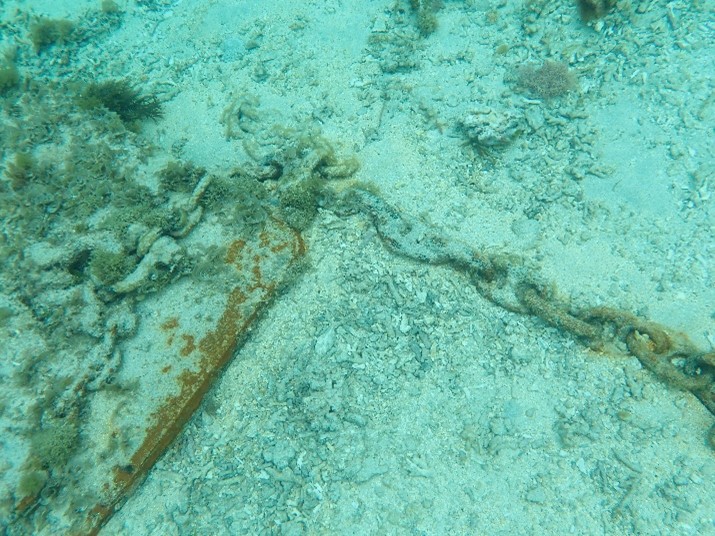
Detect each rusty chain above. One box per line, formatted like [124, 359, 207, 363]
[336, 185, 715, 446]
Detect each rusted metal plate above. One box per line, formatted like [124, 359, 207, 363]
[7, 216, 304, 535]
[81, 218, 304, 534]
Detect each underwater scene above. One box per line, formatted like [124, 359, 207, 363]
[0, 0, 713, 534]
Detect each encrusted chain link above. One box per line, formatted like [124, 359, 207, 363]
[338, 186, 715, 445]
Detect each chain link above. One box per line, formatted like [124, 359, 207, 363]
[338, 186, 715, 444]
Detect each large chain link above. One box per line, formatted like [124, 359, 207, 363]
[338, 186, 715, 446]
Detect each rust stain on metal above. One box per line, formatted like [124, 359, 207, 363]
[81, 221, 305, 535]
[180, 334, 196, 357]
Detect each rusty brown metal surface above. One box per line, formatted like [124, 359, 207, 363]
[80, 218, 305, 535]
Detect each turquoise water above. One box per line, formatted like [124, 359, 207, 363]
[1, 1, 713, 534]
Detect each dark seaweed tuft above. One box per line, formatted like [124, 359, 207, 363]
[79, 79, 163, 124]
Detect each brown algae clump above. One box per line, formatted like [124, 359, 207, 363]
[514, 61, 577, 99]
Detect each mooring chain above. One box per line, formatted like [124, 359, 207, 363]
[337, 186, 715, 443]
[515, 286, 715, 417]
